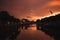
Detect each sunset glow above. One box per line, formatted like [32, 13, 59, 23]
[0, 0, 60, 21]
[31, 12, 60, 21]
[39, 12, 60, 19]
[32, 16, 41, 21]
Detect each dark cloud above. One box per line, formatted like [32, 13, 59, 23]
[0, 0, 60, 20]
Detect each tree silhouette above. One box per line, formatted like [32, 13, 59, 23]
[0, 11, 21, 40]
[40, 14, 60, 40]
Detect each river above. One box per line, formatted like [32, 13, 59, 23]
[16, 24, 54, 40]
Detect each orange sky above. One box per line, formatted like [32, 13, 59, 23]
[0, 0, 60, 20]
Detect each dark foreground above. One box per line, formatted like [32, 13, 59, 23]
[0, 11, 60, 40]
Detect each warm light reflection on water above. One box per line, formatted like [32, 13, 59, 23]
[28, 24, 36, 30]
[17, 24, 54, 40]
[28, 26, 36, 30]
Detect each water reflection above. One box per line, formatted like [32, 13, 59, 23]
[17, 24, 54, 40]
[27, 24, 36, 30]
[28, 26, 36, 30]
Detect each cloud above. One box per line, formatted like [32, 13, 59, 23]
[0, 0, 60, 20]
[43, 1, 60, 8]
